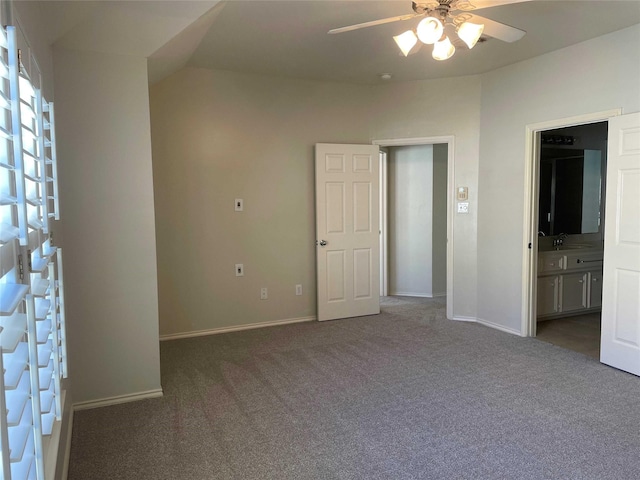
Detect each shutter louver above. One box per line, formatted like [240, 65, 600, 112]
[0, 24, 67, 480]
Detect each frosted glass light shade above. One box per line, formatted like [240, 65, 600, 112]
[432, 36, 455, 61]
[393, 30, 418, 56]
[416, 17, 444, 45]
[457, 21, 484, 49]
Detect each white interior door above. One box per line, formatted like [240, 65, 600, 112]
[315, 143, 380, 321]
[601, 111, 640, 376]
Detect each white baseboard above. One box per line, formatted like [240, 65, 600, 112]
[476, 317, 523, 336]
[159, 316, 316, 341]
[452, 315, 477, 322]
[389, 292, 431, 298]
[450, 316, 523, 337]
[61, 405, 74, 480]
[389, 292, 447, 298]
[73, 388, 164, 411]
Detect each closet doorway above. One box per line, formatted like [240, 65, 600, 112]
[377, 140, 450, 312]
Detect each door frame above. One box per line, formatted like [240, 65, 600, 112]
[521, 109, 621, 337]
[373, 136, 454, 321]
[379, 149, 389, 297]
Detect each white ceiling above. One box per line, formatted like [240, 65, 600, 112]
[34, 0, 640, 85]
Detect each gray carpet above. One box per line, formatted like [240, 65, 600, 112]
[68, 297, 640, 479]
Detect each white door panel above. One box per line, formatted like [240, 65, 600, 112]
[601, 112, 640, 376]
[316, 143, 380, 321]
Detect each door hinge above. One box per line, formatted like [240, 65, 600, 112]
[26, 249, 32, 272]
[17, 48, 22, 73]
[49, 231, 55, 246]
[528, 242, 532, 249]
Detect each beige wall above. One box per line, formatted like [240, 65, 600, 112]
[53, 47, 161, 403]
[151, 69, 482, 335]
[371, 76, 482, 319]
[477, 24, 640, 333]
[388, 144, 434, 297]
[150, 68, 480, 335]
[150, 67, 371, 336]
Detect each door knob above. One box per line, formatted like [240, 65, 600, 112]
[319, 240, 328, 247]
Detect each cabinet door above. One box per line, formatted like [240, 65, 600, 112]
[589, 270, 603, 308]
[537, 276, 559, 316]
[561, 272, 588, 312]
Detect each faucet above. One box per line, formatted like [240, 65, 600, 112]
[553, 232, 568, 247]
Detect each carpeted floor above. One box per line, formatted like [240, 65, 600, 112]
[68, 297, 640, 479]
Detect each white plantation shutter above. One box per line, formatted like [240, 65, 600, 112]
[0, 25, 67, 480]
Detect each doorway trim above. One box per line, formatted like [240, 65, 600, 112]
[373, 135, 455, 321]
[521, 109, 621, 337]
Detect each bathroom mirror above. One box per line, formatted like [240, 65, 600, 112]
[538, 148, 603, 236]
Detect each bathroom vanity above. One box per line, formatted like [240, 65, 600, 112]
[537, 244, 603, 319]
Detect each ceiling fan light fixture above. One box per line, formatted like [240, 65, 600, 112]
[393, 30, 418, 56]
[416, 16, 443, 45]
[457, 21, 484, 49]
[432, 35, 455, 61]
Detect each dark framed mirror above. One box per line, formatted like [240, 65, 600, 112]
[537, 122, 607, 237]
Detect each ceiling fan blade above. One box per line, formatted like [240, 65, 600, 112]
[328, 13, 421, 35]
[462, 0, 534, 9]
[470, 14, 526, 43]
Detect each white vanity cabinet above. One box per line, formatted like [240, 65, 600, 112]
[537, 248, 603, 319]
[589, 270, 603, 308]
[561, 272, 588, 312]
[537, 275, 560, 316]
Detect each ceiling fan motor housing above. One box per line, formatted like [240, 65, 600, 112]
[413, 1, 452, 24]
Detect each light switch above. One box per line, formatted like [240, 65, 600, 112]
[235, 198, 243, 211]
[457, 186, 468, 201]
[457, 202, 469, 214]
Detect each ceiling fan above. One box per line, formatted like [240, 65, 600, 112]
[328, 0, 530, 61]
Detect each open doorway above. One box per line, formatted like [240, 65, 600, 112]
[534, 122, 608, 359]
[375, 138, 452, 319]
[522, 110, 623, 358]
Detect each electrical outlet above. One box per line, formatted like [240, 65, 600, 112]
[260, 287, 268, 300]
[235, 198, 243, 211]
[235, 264, 244, 276]
[295, 284, 303, 296]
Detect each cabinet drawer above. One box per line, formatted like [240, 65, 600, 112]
[564, 252, 603, 271]
[539, 254, 564, 273]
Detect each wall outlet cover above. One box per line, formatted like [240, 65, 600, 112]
[457, 202, 470, 214]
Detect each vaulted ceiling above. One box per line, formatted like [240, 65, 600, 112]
[32, 0, 640, 85]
